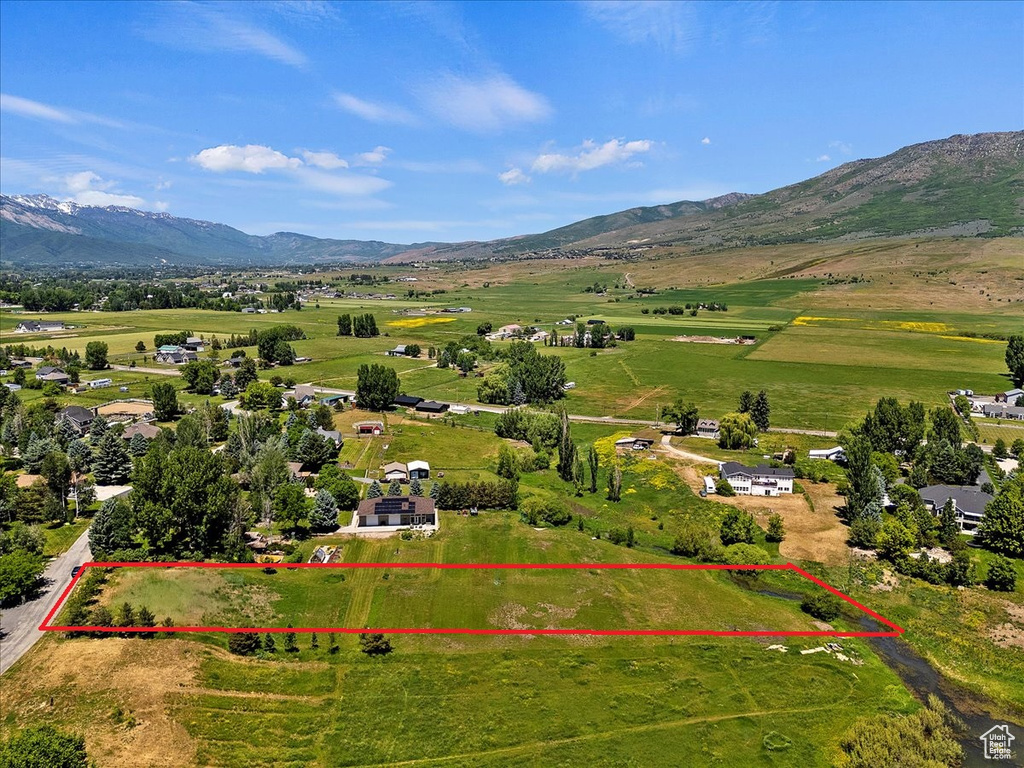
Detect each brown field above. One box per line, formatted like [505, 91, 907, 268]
[96, 401, 154, 418]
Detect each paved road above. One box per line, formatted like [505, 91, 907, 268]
[0, 527, 92, 676]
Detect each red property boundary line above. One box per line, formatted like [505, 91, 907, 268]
[40, 561, 904, 638]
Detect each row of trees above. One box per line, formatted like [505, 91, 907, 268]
[477, 342, 567, 405]
[337, 313, 379, 338]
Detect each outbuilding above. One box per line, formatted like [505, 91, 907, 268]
[415, 400, 449, 414]
[407, 460, 430, 479]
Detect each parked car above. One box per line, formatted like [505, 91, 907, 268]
[71, 565, 81, 577]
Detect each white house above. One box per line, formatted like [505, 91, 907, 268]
[719, 462, 795, 496]
[15, 320, 65, 333]
[809, 446, 846, 462]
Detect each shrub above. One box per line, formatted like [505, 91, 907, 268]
[228, 632, 260, 656]
[720, 508, 757, 546]
[984, 555, 1017, 592]
[849, 517, 881, 549]
[715, 478, 736, 496]
[800, 593, 842, 622]
[359, 632, 393, 656]
[671, 524, 721, 562]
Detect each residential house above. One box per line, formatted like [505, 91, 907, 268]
[154, 345, 198, 364]
[35, 366, 65, 380]
[287, 462, 312, 481]
[695, 419, 720, 439]
[122, 422, 162, 441]
[241, 307, 257, 314]
[415, 400, 449, 414]
[356, 421, 384, 436]
[407, 460, 430, 479]
[920, 485, 994, 535]
[15, 320, 65, 333]
[382, 462, 409, 482]
[38, 369, 70, 386]
[995, 388, 1024, 403]
[719, 462, 795, 496]
[315, 427, 343, 447]
[809, 446, 846, 461]
[357, 496, 436, 528]
[394, 394, 423, 408]
[982, 403, 1024, 421]
[9, 360, 33, 369]
[58, 405, 95, 436]
[386, 345, 408, 357]
[284, 384, 317, 408]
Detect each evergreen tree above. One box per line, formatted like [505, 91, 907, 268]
[556, 409, 577, 482]
[310, 489, 338, 530]
[738, 390, 753, 413]
[607, 464, 622, 502]
[128, 432, 149, 457]
[337, 313, 352, 336]
[387, 479, 403, 496]
[587, 445, 599, 494]
[310, 632, 319, 650]
[766, 513, 785, 543]
[429, 482, 440, 500]
[367, 480, 383, 499]
[92, 431, 132, 485]
[409, 477, 423, 496]
[89, 498, 135, 555]
[263, 633, 277, 653]
[938, 498, 959, 543]
[751, 390, 771, 432]
[23, 432, 57, 474]
[137, 606, 156, 627]
[328, 632, 339, 653]
[283, 624, 297, 652]
[89, 415, 109, 443]
[68, 440, 93, 475]
[572, 454, 585, 496]
[496, 444, 520, 480]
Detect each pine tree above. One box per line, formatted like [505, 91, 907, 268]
[367, 480, 383, 499]
[284, 624, 297, 652]
[263, 633, 277, 653]
[310, 489, 338, 530]
[328, 632, 339, 653]
[429, 482, 440, 500]
[128, 432, 149, 457]
[751, 390, 771, 432]
[738, 390, 753, 413]
[89, 415, 109, 443]
[137, 606, 156, 627]
[387, 479, 403, 496]
[310, 632, 319, 650]
[938, 498, 959, 543]
[92, 431, 132, 485]
[587, 445, 599, 494]
[409, 477, 423, 496]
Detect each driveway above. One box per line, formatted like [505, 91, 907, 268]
[658, 434, 720, 465]
[0, 526, 92, 675]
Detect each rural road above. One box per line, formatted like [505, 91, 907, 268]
[110, 364, 180, 376]
[768, 427, 839, 438]
[658, 434, 720, 465]
[0, 527, 92, 676]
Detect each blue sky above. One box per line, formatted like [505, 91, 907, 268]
[1, 1, 1021, 244]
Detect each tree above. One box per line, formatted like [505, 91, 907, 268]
[984, 555, 1017, 592]
[586, 445, 599, 494]
[0, 549, 45, 604]
[356, 364, 400, 411]
[359, 632, 393, 656]
[606, 464, 622, 502]
[22, 433, 56, 474]
[84, 341, 108, 370]
[228, 632, 260, 656]
[310, 632, 318, 650]
[92, 431, 132, 485]
[556, 409, 576, 482]
[0, 726, 91, 768]
[337, 314, 352, 336]
[993, 438, 1008, 459]
[877, 518, 916, 562]
[137, 606, 156, 627]
[408, 477, 423, 497]
[135, 340, 146, 352]
[937, 498, 959, 544]
[476, 322, 492, 336]
[68, 439, 93, 473]
[263, 633, 277, 653]
[843, 434, 882, 522]
[766, 513, 785, 543]
[664, 398, 698, 435]
[294, 429, 335, 471]
[314, 465, 360, 511]
[720, 508, 757, 545]
[738, 390, 753, 413]
[1006, 334, 1024, 386]
[801, 593, 842, 622]
[387, 479, 403, 496]
[496, 444, 520, 481]
[750, 390, 771, 432]
[976, 475, 1024, 557]
[235, 356, 258, 390]
[284, 624, 298, 652]
[717, 412, 758, 450]
[180, 360, 219, 394]
[928, 407, 963, 450]
[715, 478, 736, 496]
[128, 431, 149, 457]
[240, 381, 281, 411]
[367, 480, 383, 499]
[151, 382, 179, 421]
[274, 483, 311, 535]
[41, 451, 71, 510]
[310, 490, 338, 530]
[405, 344, 421, 358]
[89, 415, 109, 443]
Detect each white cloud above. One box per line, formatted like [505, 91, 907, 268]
[153, 200, 170, 212]
[191, 144, 302, 173]
[531, 139, 653, 175]
[701, 137, 711, 145]
[815, 154, 831, 162]
[62, 171, 145, 207]
[301, 150, 348, 169]
[581, 1, 700, 54]
[155, 179, 173, 191]
[333, 93, 418, 125]
[143, 4, 308, 69]
[293, 167, 391, 196]
[829, 140, 853, 155]
[0, 93, 125, 128]
[498, 167, 530, 185]
[417, 74, 551, 132]
[355, 146, 391, 165]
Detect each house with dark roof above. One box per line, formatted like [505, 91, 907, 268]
[357, 496, 436, 527]
[58, 405, 95, 436]
[121, 422, 161, 441]
[695, 419, 720, 439]
[394, 394, 423, 408]
[982, 403, 1024, 421]
[920, 485, 994, 535]
[719, 462, 795, 496]
[35, 366, 65, 380]
[315, 427, 343, 446]
[154, 346, 198, 364]
[415, 400, 449, 414]
[37, 368, 70, 385]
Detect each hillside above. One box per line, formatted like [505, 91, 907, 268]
[2, 131, 1021, 267]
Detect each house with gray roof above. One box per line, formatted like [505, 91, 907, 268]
[982, 403, 1024, 421]
[58, 405, 95, 436]
[919, 485, 994, 535]
[719, 462, 795, 496]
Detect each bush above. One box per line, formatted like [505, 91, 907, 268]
[766, 513, 785, 543]
[849, 517, 881, 549]
[800, 593, 842, 622]
[715, 478, 736, 496]
[720, 508, 757, 546]
[519, 496, 571, 526]
[671, 524, 722, 562]
[228, 632, 260, 656]
[359, 632, 393, 656]
[984, 555, 1017, 592]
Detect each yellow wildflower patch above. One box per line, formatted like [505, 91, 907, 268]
[939, 335, 1004, 344]
[792, 316, 857, 326]
[387, 316, 457, 329]
[880, 321, 951, 333]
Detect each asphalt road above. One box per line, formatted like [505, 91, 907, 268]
[0, 526, 92, 676]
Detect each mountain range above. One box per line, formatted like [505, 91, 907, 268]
[1, 131, 1021, 268]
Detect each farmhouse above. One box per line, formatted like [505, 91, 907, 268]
[809, 446, 846, 462]
[995, 388, 1024, 403]
[357, 495, 437, 528]
[57, 405, 95, 436]
[408, 460, 430, 479]
[154, 345, 198, 364]
[696, 419, 720, 439]
[982, 403, 1024, 420]
[719, 462, 795, 496]
[35, 366, 65, 380]
[121, 422, 161, 441]
[283, 384, 316, 407]
[356, 421, 384, 436]
[382, 462, 409, 482]
[315, 427, 343, 446]
[415, 400, 449, 414]
[386, 345, 407, 357]
[919, 485, 994, 535]
[394, 394, 423, 408]
[15, 320, 65, 333]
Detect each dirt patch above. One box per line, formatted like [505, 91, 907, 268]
[97, 401, 154, 419]
[989, 602, 1024, 649]
[668, 335, 756, 345]
[2, 636, 199, 767]
[720, 483, 852, 566]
